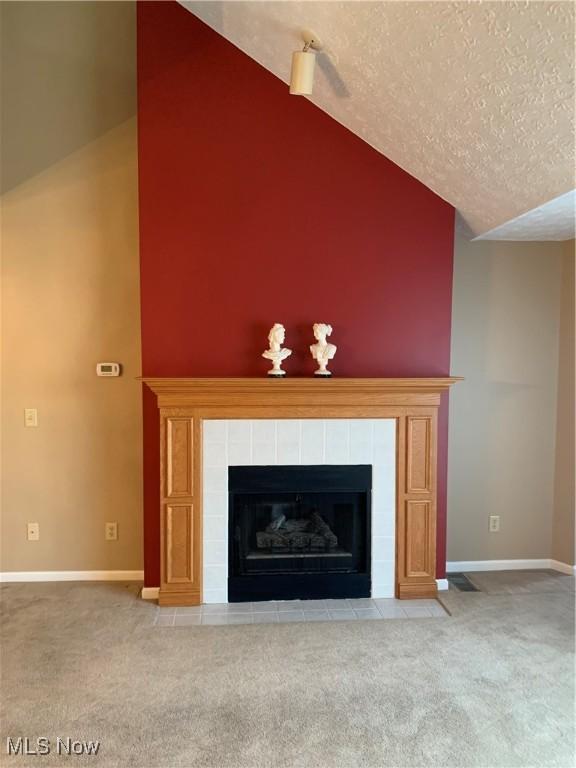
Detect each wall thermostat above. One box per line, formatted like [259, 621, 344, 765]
[96, 362, 121, 377]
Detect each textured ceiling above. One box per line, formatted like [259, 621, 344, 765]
[181, 1, 575, 240]
[476, 190, 575, 241]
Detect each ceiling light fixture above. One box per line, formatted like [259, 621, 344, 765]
[289, 31, 322, 96]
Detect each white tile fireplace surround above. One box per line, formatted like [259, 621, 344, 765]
[202, 419, 396, 604]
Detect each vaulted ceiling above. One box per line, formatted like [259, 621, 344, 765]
[181, 1, 575, 240]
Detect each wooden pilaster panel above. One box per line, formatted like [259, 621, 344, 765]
[404, 501, 432, 577]
[166, 418, 193, 497]
[406, 416, 431, 493]
[165, 504, 193, 583]
[159, 410, 201, 606]
[396, 411, 437, 599]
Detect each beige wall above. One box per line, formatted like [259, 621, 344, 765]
[448, 237, 573, 565]
[552, 242, 575, 565]
[1, 1, 136, 194]
[1, 2, 143, 572]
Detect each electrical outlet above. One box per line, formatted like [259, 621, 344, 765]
[489, 515, 500, 533]
[27, 522, 40, 541]
[105, 522, 118, 541]
[24, 408, 38, 427]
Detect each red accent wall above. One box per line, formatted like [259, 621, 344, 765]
[137, 2, 454, 586]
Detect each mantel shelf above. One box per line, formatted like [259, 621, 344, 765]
[142, 377, 462, 409]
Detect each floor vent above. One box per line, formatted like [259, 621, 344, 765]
[448, 573, 480, 592]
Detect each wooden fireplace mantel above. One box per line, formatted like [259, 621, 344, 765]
[143, 377, 462, 606]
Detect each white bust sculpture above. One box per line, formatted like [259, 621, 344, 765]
[262, 323, 292, 377]
[310, 323, 337, 377]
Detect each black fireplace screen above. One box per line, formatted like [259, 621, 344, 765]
[228, 465, 371, 602]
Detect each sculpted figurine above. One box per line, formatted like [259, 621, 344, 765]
[262, 323, 292, 377]
[310, 323, 337, 377]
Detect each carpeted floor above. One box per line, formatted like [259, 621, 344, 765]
[1, 570, 574, 768]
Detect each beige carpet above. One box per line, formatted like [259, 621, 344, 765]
[1, 570, 574, 768]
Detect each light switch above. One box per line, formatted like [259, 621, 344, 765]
[24, 408, 38, 427]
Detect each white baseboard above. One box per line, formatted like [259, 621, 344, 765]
[446, 559, 575, 575]
[550, 559, 576, 576]
[0, 570, 144, 583]
[3, 562, 571, 590]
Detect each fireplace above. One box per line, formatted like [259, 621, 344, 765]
[143, 377, 461, 605]
[228, 465, 371, 602]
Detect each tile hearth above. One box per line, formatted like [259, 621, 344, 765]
[153, 598, 448, 626]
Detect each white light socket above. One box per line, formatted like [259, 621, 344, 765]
[290, 30, 322, 96]
[290, 50, 316, 95]
[302, 30, 322, 51]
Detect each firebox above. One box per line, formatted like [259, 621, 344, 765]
[228, 465, 371, 602]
